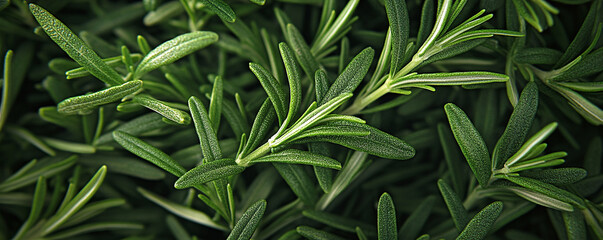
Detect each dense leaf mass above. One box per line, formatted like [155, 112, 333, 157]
[0, 0, 601, 239]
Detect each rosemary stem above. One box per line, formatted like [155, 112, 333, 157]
[236, 142, 271, 167]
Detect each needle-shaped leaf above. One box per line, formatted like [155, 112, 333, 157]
[554, 1, 599, 68]
[209, 76, 223, 133]
[134, 31, 218, 79]
[189, 96, 222, 161]
[12, 177, 46, 239]
[552, 48, 603, 81]
[249, 63, 287, 124]
[399, 196, 436, 240]
[314, 70, 329, 103]
[276, 43, 301, 133]
[297, 226, 347, 240]
[378, 192, 397, 240]
[137, 187, 227, 230]
[514, 48, 563, 65]
[444, 103, 491, 187]
[241, 99, 276, 158]
[0, 155, 76, 193]
[249, 149, 341, 169]
[29, 4, 123, 86]
[286, 24, 321, 79]
[438, 179, 469, 231]
[226, 200, 266, 240]
[201, 0, 236, 23]
[506, 186, 574, 212]
[551, 84, 603, 125]
[320, 47, 374, 105]
[273, 163, 317, 206]
[562, 209, 587, 240]
[384, 0, 408, 75]
[0, 50, 14, 132]
[293, 120, 414, 160]
[521, 168, 587, 185]
[456, 201, 503, 240]
[270, 93, 352, 147]
[175, 158, 245, 188]
[113, 131, 186, 177]
[501, 175, 585, 208]
[492, 82, 538, 169]
[505, 122, 558, 167]
[133, 95, 191, 125]
[390, 71, 508, 90]
[40, 166, 107, 235]
[58, 80, 142, 115]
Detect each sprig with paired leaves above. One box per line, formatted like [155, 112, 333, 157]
[441, 81, 602, 238]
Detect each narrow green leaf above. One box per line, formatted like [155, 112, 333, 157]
[296, 226, 346, 240]
[293, 121, 414, 160]
[65, 54, 142, 79]
[138, 187, 227, 230]
[249, 63, 287, 124]
[250, 149, 341, 169]
[557, 81, 603, 92]
[226, 200, 266, 240]
[384, 0, 408, 75]
[437, 179, 469, 231]
[320, 47, 374, 105]
[399, 196, 435, 240]
[189, 96, 222, 161]
[209, 76, 223, 132]
[317, 151, 368, 210]
[552, 48, 603, 81]
[437, 124, 467, 197]
[58, 80, 142, 115]
[314, 70, 329, 103]
[0, 50, 13, 132]
[492, 82, 538, 169]
[563, 209, 587, 240]
[0, 155, 76, 193]
[424, 39, 486, 65]
[113, 131, 186, 177]
[310, 143, 333, 193]
[175, 159, 245, 188]
[551, 84, 603, 125]
[444, 103, 491, 186]
[277, 43, 302, 134]
[242, 99, 276, 158]
[201, 0, 236, 23]
[166, 215, 192, 240]
[222, 99, 250, 141]
[506, 186, 574, 212]
[514, 48, 563, 65]
[286, 24, 321, 79]
[40, 166, 107, 235]
[377, 192, 397, 240]
[29, 4, 123, 86]
[505, 122, 558, 167]
[61, 198, 126, 228]
[390, 71, 508, 90]
[7, 127, 56, 156]
[456, 201, 503, 240]
[501, 175, 584, 208]
[554, 1, 599, 68]
[143, 1, 184, 26]
[13, 177, 46, 239]
[273, 163, 317, 205]
[134, 31, 218, 79]
[133, 95, 191, 125]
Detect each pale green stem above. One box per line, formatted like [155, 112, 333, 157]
[236, 142, 271, 167]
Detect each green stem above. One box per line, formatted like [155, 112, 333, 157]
[342, 57, 423, 115]
[236, 142, 271, 167]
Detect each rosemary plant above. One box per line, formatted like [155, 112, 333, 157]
[0, 0, 601, 239]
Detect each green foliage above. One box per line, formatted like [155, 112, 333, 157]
[1, 0, 601, 239]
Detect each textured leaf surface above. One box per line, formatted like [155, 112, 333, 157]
[445, 103, 491, 186]
[226, 200, 266, 240]
[175, 159, 244, 188]
[30, 4, 123, 86]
